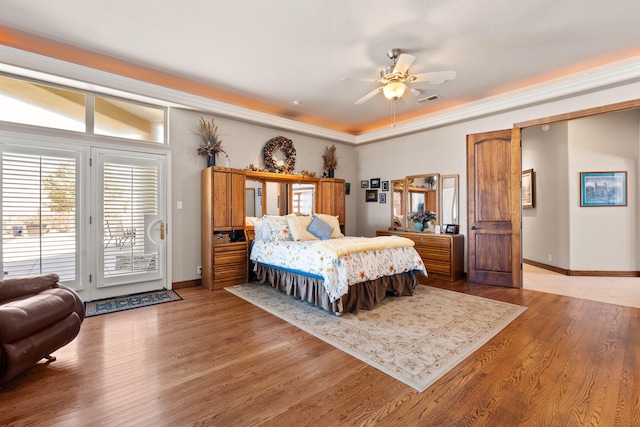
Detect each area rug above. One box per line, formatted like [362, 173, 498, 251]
[226, 284, 526, 392]
[85, 289, 182, 317]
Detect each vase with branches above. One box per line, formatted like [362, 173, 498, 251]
[322, 144, 338, 177]
[196, 117, 227, 167]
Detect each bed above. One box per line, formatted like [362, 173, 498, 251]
[249, 214, 427, 314]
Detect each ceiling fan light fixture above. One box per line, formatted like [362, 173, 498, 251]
[383, 82, 406, 100]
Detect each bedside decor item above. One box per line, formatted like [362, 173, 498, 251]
[196, 117, 227, 167]
[522, 169, 535, 208]
[263, 136, 296, 173]
[409, 209, 436, 230]
[322, 144, 338, 177]
[580, 171, 627, 207]
[414, 222, 424, 232]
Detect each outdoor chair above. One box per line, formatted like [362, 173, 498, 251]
[105, 219, 136, 248]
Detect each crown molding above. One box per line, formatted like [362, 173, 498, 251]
[2, 45, 640, 146]
[0, 45, 358, 144]
[354, 59, 640, 143]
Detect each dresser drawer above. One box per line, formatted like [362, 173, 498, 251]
[214, 262, 247, 280]
[418, 236, 451, 248]
[416, 247, 451, 262]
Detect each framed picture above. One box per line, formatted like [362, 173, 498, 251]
[370, 178, 381, 189]
[366, 189, 378, 202]
[382, 180, 389, 191]
[445, 224, 459, 234]
[522, 169, 535, 208]
[580, 171, 627, 207]
[379, 193, 386, 203]
[257, 188, 262, 197]
[361, 180, 369, 188]
[345, 182, 350, 195]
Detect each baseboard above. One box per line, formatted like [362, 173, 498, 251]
[523, 259, 569, 275]
[569, 270, 640, 277]
[524, 259, 640, 277]
[172, 279, 201, 289]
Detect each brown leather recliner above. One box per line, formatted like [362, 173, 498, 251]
[0, 274, 85, 385]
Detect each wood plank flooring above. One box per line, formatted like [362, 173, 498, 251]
[1, 279, 639, 426]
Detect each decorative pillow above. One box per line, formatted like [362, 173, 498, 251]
[313, 213, 343, 238]
[286, 214, 317, 241]
[307, 215, 334, 240]
[250, 218, 264, 240]
[263, 215, 293, 241]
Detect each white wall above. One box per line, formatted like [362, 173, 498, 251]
[168, 108, 357, 282]
[354, 82, 640, 277]
[568, 110, 639, 270]
[522, 123, 570, 268]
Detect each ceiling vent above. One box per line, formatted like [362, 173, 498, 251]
[417, 94, 442, 104]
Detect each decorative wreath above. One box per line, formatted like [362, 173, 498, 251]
[263, 136, 296, 173]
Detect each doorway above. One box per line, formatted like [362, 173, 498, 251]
[0, 135, 170, 301]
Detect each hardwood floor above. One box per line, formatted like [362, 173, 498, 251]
[1, 280, 639, 426]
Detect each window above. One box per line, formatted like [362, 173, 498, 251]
[0, 75, 85, 132]
[2, 151, 78, 281]
[94, 96, 165, 143]
[0, 74, 166, 144]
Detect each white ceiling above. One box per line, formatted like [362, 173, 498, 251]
[2, 0, 640, 137]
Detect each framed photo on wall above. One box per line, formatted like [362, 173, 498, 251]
[580, 171, 627, 207]
[522, 169, 535, 208]
[379, 193, 386, 203]
[366, 189, 378, 202]
[370, 178, 381, 189]
[382, 180, 389, 191]
[361, 180, 369, 188]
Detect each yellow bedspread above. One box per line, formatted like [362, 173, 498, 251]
[314, 236, 415, 258]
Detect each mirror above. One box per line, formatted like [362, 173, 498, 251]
[245, 179, 263, 217]
[291, 183, 315, 215]
[441, 174, 459, 226]
[390, 179, 405, 229]
[406, 173, 439, 230]
[245, 178, 317, 218]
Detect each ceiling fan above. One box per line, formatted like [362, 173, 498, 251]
[343, 48, 457, 105]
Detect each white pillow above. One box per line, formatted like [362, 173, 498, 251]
[285, 214, 318, 241]
[263, 215, 293, 241]
[250, 218, 264, 240]
[313, 213, 343, 238]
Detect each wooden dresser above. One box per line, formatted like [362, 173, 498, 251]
[376, 230, 465, 282]
[201, 166, 248, 290]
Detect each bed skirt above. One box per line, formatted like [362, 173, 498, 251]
[253, 263, 418, 314]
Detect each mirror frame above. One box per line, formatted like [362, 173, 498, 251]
[389, 179, 406, 230]
[440, 174, 459, 227]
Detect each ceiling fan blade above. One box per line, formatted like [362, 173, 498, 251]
[341, 76, 379, 82]
[393, 54, 416, 75]
[355, 87, 383, 104]
[408, 71, 457, 85]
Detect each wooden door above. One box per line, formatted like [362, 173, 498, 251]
[467, 128, 522, 288]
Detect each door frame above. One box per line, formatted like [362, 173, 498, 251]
[89, 147, 171, 301]
[469, 98, 640, 288]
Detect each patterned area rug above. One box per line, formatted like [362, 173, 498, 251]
[85, 290, 182, 317]
[226, 284, 526, 392]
